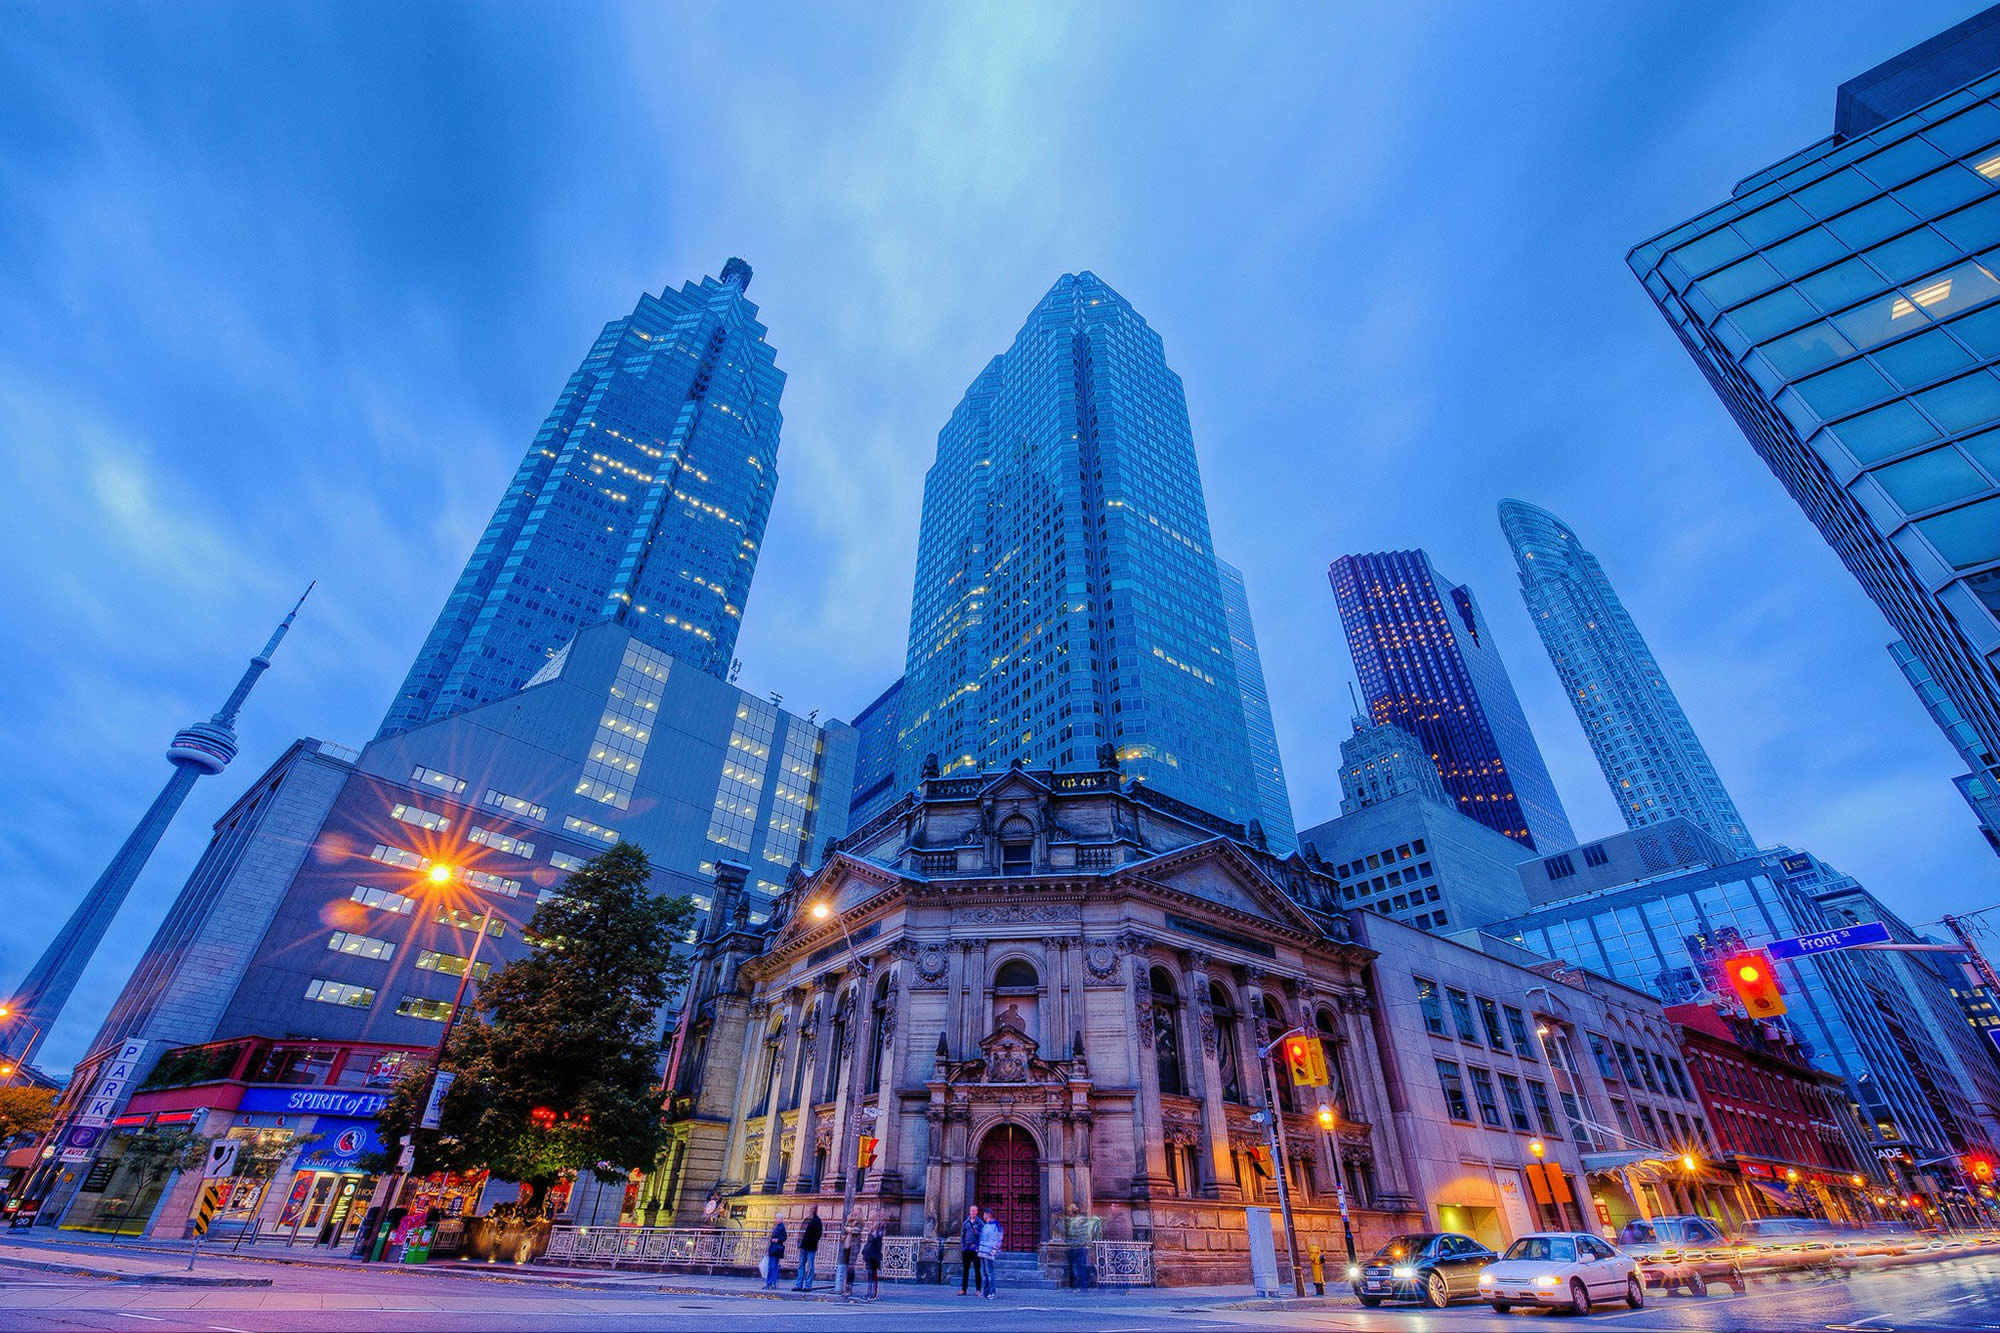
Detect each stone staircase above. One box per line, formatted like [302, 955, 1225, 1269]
[987, 1250, 1064, 1291]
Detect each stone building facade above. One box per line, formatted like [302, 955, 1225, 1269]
[656, 760, 1425, 1283]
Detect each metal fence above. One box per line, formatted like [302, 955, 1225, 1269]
[1039, 1240, 1155, 1286]
[543, 1225, 760, 1269]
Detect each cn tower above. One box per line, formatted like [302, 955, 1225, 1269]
[0, 586, 313, 1070]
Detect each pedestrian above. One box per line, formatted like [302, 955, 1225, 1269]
[862, 1222, 885, 1300]
[958, 1203, 983, 1295]
[1062, 1202, 1101, 1290]
[978, 1209, 1003, 1299]
[794, 1207, 822, 1291]
[763, 1217, 787, 1290]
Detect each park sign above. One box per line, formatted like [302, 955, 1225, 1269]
[1765, 921, 1892, 961]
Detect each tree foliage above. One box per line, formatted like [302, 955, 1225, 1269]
[373, 844, 692, 1191]
[0, 1086, 58, 1141]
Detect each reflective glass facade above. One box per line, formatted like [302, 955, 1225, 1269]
[1891, 638, 2000, 851]
[844, 676, 904, 829]
[1331, 549, 1574, 850]
[1499, 500, 1755, 857]
[1216, 559, 1296, 850]
[381, 258, 783, 736]
[1486, 850, 1958, 1162]
[1630, 71, 2000, 825]
[896, 272, 1263, 824]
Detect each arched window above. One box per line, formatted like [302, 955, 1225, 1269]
[993, 959, 1040, 1040]
[999, 816, 1034, 873]
[1263, 996, 1293, 1113]
[784, 1008, 815, 1111]
[866, 975, 893, 1094]
[1315, 1008, 1347, 1107]
[1211, 986, 1244, 1103]
[822, 997, 851, 1103]
[1151, 968, 1185, 1095]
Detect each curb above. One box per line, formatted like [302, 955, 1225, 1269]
[0, 1253, 272, 1288]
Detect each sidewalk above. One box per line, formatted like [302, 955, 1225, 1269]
[0, 1230, 1268, 1308]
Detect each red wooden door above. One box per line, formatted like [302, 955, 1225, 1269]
[975, 1125, 1040, 1252]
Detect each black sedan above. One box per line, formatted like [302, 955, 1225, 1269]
[1351, 1232, 1500, 1308]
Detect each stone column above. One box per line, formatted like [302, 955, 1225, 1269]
[720, 998, 772, 1183]
[1186, 953, 1238, 1201]
[784, 986, 829, 1192]
[1128, 949, 1173, 1194]
[866, 968, 913, 1201]
[752, 1007, 788, 1189]
[822, 976, 864, 1196]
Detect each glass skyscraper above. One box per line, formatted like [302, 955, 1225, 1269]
[1331, 549, 1574, 851]
[380, 259, 784, 737]
[895, 272, 1266, 826]
[1629, 15, 2000, 843]
[1217, 559, 1296, 849]
[1499, 499, 1756, 857]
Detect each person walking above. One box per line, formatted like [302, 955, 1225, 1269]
[794, 1207, 823, 1291]
[958, 1204, 983, 1295]
[861, 1222, 885, 1300]
[1062, 1202, 1102, 1291]
[978, 1209, 1003, 1299]
[763, 1217, 787, 1290]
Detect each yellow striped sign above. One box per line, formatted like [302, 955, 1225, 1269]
[191, 1182, 222, 1237]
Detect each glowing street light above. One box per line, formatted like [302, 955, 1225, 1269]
[1528, 1139, 1546, 1159]
[427, 863, 454, 885]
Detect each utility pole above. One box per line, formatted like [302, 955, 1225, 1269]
[1943, 914, 2000, 995]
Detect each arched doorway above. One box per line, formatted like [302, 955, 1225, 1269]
[975, 1124, 1040, 1251]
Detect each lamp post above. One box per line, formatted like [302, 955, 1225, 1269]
[811, 900, 872, 1298]
[374, 865, 496, 1253]
[1316, 1100, 1357, 1270]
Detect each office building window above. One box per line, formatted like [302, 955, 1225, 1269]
[416, 949, 492, 982]
[563, 814, 619, 844]
[1436, 1060, 1470, 1121]
[1499, 1073, 1533, 1132]
[305, 979, 376, 1008]
[435, 906, 505, 937]
[1477, 997, 1508, 1049]
[411, 766, 467, 795]
[1417, 977, 1446, 1036]
[326, 932, 394, 961]
[482, 788, 548, 822]
[1505, 1007, 1536, 1059]
[370, 843, 426, 871]
[350, 885, 416, 915]
[396, 996, 456, 1022]
[468, 826, 536, 859]
[1527, 1079, 1560, 1135]
[1582, 843, 1609, 867]
[1447, 988, 1480, 1042]
[465, 869, 522, 897]
[549, 850, 589, 872]
[1469, 1066, 1504, 1127]
[391, 803, 450, 833]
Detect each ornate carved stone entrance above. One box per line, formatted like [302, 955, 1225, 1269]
[975, 1124, 1040, 1251]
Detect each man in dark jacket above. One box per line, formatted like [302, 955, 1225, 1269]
[958, 1203, 983, 1294]
[794, 1207, 824, 1291]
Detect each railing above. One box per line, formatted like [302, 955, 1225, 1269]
[543, 1225, 760, 1269]
[1038, 1240, 1155, 1285]
[878, 1236, 935, 1279]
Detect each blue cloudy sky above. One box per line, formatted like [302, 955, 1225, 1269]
[4, 2, 1996, 1071]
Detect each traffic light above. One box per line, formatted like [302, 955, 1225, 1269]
[1249, 1145, 1274, 1178]
[857, 1135, 879, 1169]
[1723, 951, 1788, 1018]
[1285, 1036, 1330, 1088]
[1966, 1154, 1994, 1184]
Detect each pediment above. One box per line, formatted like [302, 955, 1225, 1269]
[1132, 838, 1325, 935]
[974, 767, 1055, 802]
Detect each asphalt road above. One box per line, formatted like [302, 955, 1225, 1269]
[4, 1251, 2000, 1331]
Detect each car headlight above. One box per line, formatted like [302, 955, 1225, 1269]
[1345, 1265, 1360, 1280]
[1391, 1265, 1416, 1279]
[1478, 1272, 1495, 1285]
[1533, 1275, 1559, 1287]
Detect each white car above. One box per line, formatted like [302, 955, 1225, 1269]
[1477, 1231, 1643, 1314]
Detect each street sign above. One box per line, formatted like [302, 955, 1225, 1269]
[1765, 922, 1892, 961]
[80, 1040, 149, 1123]
[419, 1071, 455, 1130]
[191, 1182, 222, 1237]
[203, 1140, 240, 1180]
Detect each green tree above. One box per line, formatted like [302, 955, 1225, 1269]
[0, 1086, 58, 1141]
[374, 844, 691, 1207]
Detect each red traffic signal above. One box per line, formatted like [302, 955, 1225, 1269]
[1723, 951, 1788, 1018]
[857, 1134, 879, 1169]
[1966, 1154, 1995, 1183]
[1284, 1036, 1331, 1088]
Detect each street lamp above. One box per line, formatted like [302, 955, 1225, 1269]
[0, 1005, 44, 1088]
[372, 864, 497, 1256]
[1313, 1097, 1358, 1272]
[811, 899, 872, 1297]
[1251, 1026, 1309, 1298]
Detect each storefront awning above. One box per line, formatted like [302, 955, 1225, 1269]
[1746, 1178, 1804, 1210]
[1580, 1150, 1655, 1174]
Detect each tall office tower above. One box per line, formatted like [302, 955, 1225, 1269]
[1337, 714, 1450, 814]
[380, 259, 784, 737]
[1630, 12, 2000, 848]
[895, 272, 1264, 825]
[845, 676, 905, 828]
[1891, 638, 2000, 852]
[1499, 499, 1756, 857]
[1, 590, 309, 1066]
[1331, 550, 1574, 851]
[1216, 559, 1296, 849]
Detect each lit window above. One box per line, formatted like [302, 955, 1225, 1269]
[563, 815, 619, 844]
[434, 906, 505, 937]
[305, 979, 377, 1008]
[416, 949, 492, 981]
[465, 869, 522, 897]
[370, 844, 426, 871]
[468, 826, 536, 859]
[411, 766, 468, 795]
[350, 885, 416, 915]
[327, 931, 395, 961]
[396, 996, 455, 1022]
[549, 850, 588, 872]
[482, 789, 549, 822]
[391, 803, 450, 833]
